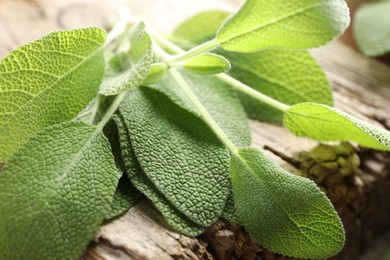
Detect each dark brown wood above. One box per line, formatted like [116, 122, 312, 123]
[1, 1, 390, 259]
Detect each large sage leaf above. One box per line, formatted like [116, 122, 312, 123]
[284, 103, 390, 151]
[118, 87, 231, 227]
[99, 22, 153, 96]
[115, 113, 204, 235]
[0, 28, 106, 161]
[354, 1, 390, 56]
[225, 49, 332, 123]
[216, 0, 350, 52]
[150, 69, 251, 148]
[0, 121, 120, 259]
[231, 147, 344, 258]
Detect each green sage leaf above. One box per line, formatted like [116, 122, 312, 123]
[99, 22, 153, 96]
[183, 53, 231, 75]
[172, 11, 230, 49]
[224, 49, 332, 123]
[284, 102, 390, 151]
[115, 113, 204, 235]
[231, 147, 344, 258]
[150, 70, 251, 148]
[118, 87, 231, 227]
[354, 1, 390, 56]
[0, 121, 120, 259]
[103, 119, 143, 220]
[216, 0, 350, 52]
[0, 27, 106, 161]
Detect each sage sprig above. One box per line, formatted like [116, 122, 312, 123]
[1, 0, 387, 259]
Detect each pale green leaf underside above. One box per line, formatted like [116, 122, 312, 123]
[354, 1, 390, 56]
[99, 22, 153, 96]
[284, 103, 390, 151]
[118, 87, 231, 227]
[216, 0, 350, 52]
[0, 27, 106, 161]
[183, 53, 231, 75]
[150, 69, 251, 148]
[224, 48, 332, 123]
[231, 147, 344, 259]
[171, 11, 230, 50]
[115, 113, 204, 235]
[0, 121, 119, 259]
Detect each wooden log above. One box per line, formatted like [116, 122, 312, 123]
[1, 0, 390, 259]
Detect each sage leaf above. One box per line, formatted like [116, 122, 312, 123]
[103, 119, 143, 220]
[171, 11, 230, 49]
[99, 22, 153, 96]
[216, 0, 350, 52]
[143, 63, 167, 85]
[224, 49, 332, 123]
[354, 1, 390, 56]
[115, 113, 204, 235]
[0, 121, 120, 259]
[284, 103, 390, 151]
[221, 191, 238, 223]
[118, 87, 231, 227]
[0, 27, 106, 161]
[183, 53, 231, 75]
[231, 147, 344, 259]
[104, 174, 143, 220]
[150, 70, 251, 148]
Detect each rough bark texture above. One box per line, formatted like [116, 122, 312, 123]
[1, 0, 390, 259]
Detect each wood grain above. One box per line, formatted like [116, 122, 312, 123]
[1, 1, 390, 259]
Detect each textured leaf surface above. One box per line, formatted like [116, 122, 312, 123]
[103, 119, 143, 220]
[0, 27, 106, 161]
[104, 174, 143, 220]
[115, 114, 204, 235]
[143, 63, 167, 85]
[354, 1, 390, 56]
[0, 122, 119, 259]
[224, 49, 332, 123]
[150, 69, 250, 148]
[118, 87, 230, 227]
[171, 11, 230, 49]
[284, 103, 390, 151]
[183, 53, 231, 75]
[100, 22, 153, 96]
[216, 0, 350, 52]
[231, 147, 344, 258]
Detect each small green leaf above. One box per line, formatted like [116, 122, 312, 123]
[143, 63, 167, 85]
[0, 27, 106, 161]
[115, 113, 204, 235]
[224, 48, 332, 123]
[284, 103, 390, 151]
[0, 121, 120, 259]
[231, 147, 344, 259]
[171, 11, 230, 49]
[216, 0, 350, 52]
[117, 87, 231, 227]
[99, 22, 153, 96]
[221, 191, 238, 223]
[183, 53, 231, 75]
[354, 1, 390, 56]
